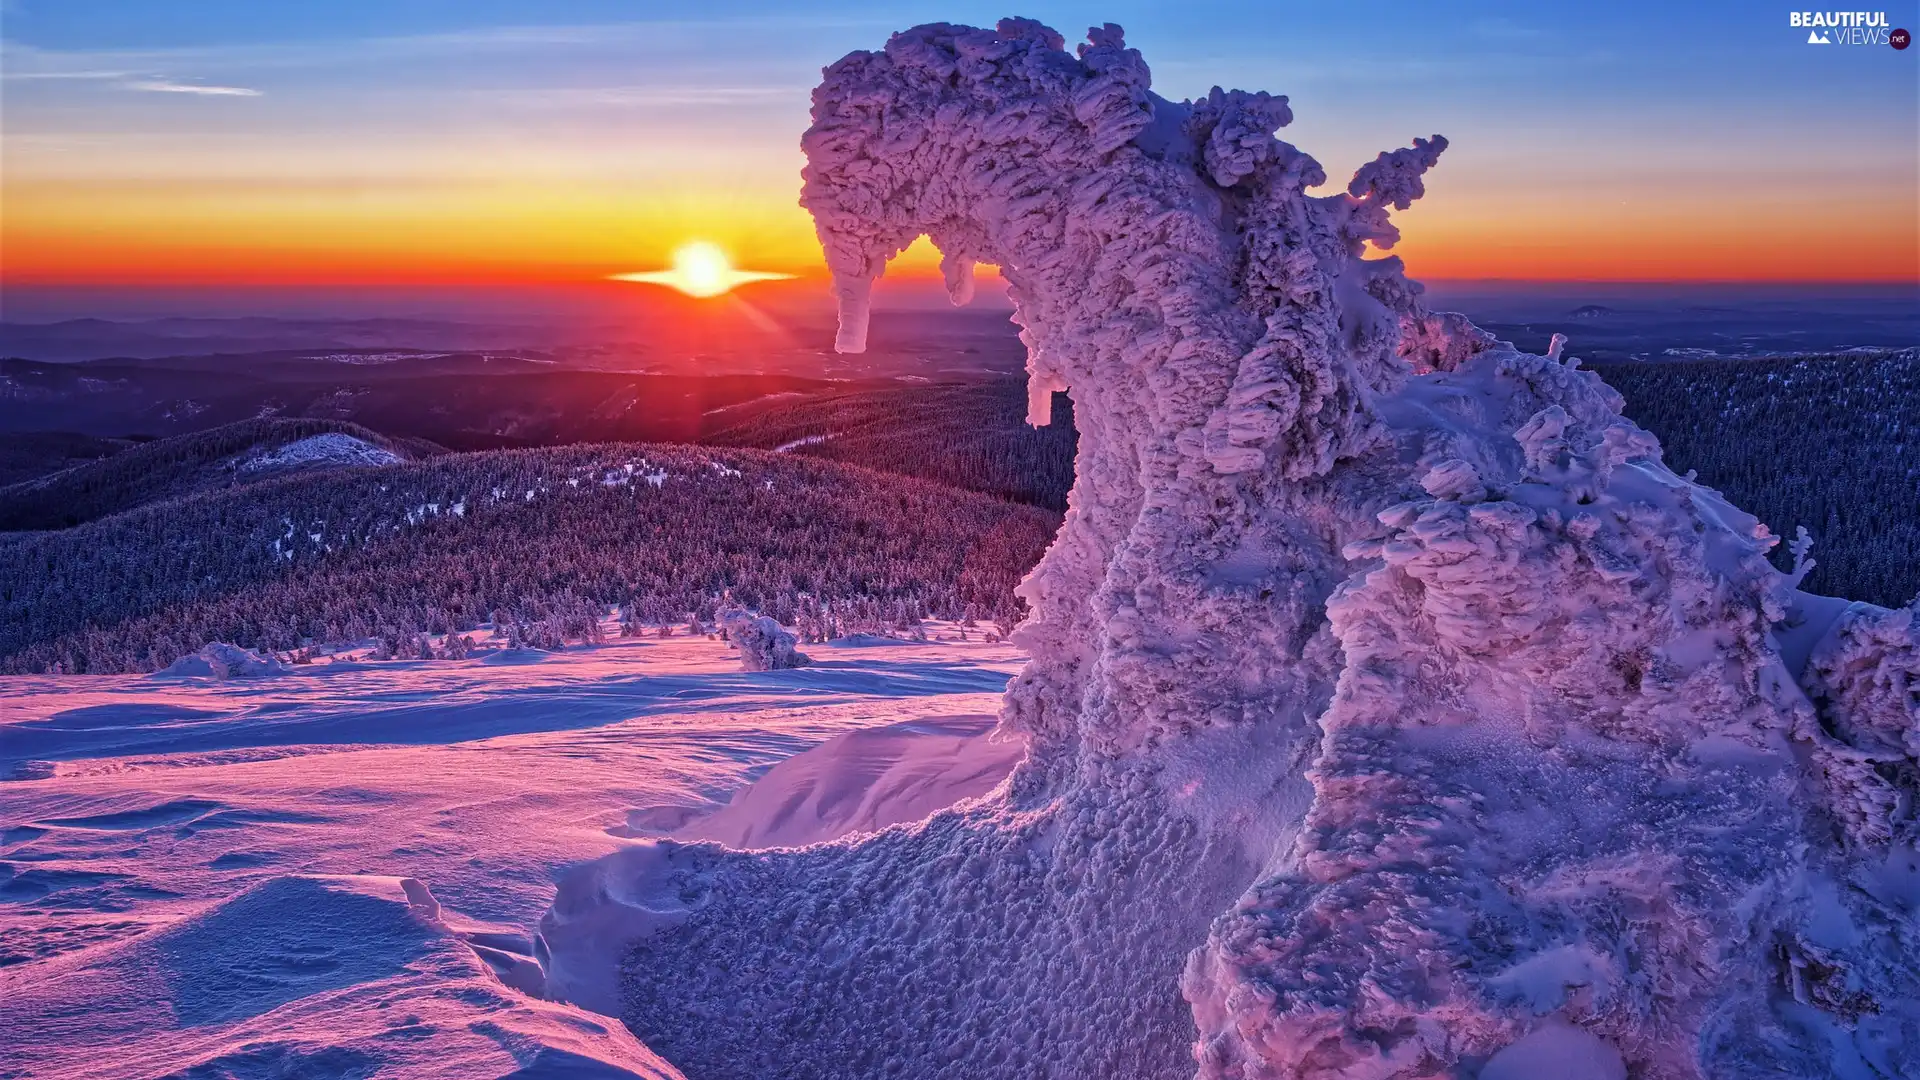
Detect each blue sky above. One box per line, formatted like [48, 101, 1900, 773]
[3, 1, 1915, 284]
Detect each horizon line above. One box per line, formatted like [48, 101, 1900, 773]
[4, 272, 1917, 290]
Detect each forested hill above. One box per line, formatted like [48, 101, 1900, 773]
[1589, 347, 1918, 606]
[0, 443, 1057, 674]
[0, 417, 443, 531]
[706, 380, 1077, 510]
[3, 347, 1908, 674]
[0, 432, 135, 488]
[717, 351, 1917, 607]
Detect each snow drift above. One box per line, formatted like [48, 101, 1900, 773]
[3, 873, 682, 1080]
[540, 19, 1920, 1079]
[674, 714, 1021, 850]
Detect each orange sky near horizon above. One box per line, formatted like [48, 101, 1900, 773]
[6, 178, 1917, 286]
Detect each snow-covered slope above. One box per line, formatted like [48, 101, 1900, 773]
[529, 19, 1920, 1080]
[236, 431, 402, 473]
[0, 632, 1026, 1079]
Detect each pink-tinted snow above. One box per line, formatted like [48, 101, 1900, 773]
[0, 631, 1025, 1079]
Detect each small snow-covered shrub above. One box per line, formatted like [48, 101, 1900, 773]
[717, 609, 809, 672]
[157, 643, 286, 680]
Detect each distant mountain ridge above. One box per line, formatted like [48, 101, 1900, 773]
[0, 355, 844, 447]
[0, 316, 561, 361]
[0, 417, 443, 531]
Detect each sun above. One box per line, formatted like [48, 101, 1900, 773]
[609, 241, 794, 298]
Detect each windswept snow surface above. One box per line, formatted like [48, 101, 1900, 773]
[0, 633, 1027, 1079]
[526, 18, 1920, 1080]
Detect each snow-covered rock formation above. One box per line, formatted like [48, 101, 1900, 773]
[717, 609, 810, 671]
[540, 20, 1920, 1078]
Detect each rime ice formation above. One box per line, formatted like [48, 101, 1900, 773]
[717, 609, 810, 671]
[539, 20, 1920, 1079]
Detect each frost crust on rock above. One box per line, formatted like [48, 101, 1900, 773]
[539, 19, 1920, 1079]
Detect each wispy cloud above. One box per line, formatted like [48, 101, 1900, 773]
[118, 78, 261, 97]
[0, 46, 259, 94]
[5, 67, 142, 80]
[0, 14, 893, 78]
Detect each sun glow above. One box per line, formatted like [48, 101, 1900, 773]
[609, 241, 794, 297]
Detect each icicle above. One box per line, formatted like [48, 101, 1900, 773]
[830, 272, 874, 354]
[939, 250, 976, 307]
[1026, 371, 1066, 427]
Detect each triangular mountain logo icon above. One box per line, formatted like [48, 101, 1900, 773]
[1808, 29, 1831, 43]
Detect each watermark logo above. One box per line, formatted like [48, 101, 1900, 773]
[1789, 11, 1899, 45]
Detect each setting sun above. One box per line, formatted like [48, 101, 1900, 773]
[609, 241, 794, 298]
